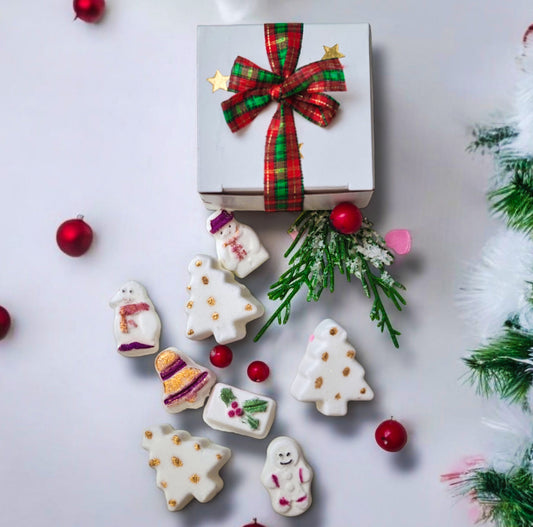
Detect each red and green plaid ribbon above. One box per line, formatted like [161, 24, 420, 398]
[221, 23, 346, 212]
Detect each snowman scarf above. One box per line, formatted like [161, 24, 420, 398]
[119, 302, 150, 333]
[223, 230, 247, 261]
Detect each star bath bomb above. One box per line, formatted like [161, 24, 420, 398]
[290, 319, 374, 416]
[203, 383, 276, 439]
[155, 348, 216, 413]
[142, 425, 231, 511]
[261, 436, 313, 517]
[207, 209, 269, 278]
[185, 255, 264, 344]
[109, 280, 162, 357]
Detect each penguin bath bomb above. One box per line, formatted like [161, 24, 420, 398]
[261, 436, 313, 517]
[142, 425, 231, 511]
[185, 255, 264, 344]
[207, 209, 269, 278]
[290, 319, 374, 416]
[110, 281, 161, 357]
[155, 347, 216, 413]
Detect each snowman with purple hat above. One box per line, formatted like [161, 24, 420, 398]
[206, 209, 269, 278]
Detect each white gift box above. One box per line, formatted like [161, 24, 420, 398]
[197, 23, 374, 211]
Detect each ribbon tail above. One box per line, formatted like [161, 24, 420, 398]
[264, 103, 303, 212]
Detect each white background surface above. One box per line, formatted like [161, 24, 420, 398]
[0, 1, 530, 526]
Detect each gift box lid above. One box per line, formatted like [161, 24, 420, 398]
[197, 23, 374, 207]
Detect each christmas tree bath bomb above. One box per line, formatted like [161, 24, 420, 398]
[291, 319, 374, 416]
[185, 255, 264, 344]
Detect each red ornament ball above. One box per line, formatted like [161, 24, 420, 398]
[330, 202, 363, 235]
[73, 0, 106, 23]
[210, 345, 233, 368]
[247, 360, 270, 382]
[0, 306, 11, 340]
[243, 520, 266, 527]
[56, 216, 94, 257]
[375, 419, 408, 452]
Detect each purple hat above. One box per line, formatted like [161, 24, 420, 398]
[209, 210, 234, 233]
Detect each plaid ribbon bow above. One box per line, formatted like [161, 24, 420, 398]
[221, 23, 347, 212]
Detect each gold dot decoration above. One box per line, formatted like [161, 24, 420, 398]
[172, 456, 183, 467]
[194, 443, 201, 451]
[346, 350, 355, 359]
[195, 260, 202, 267]
[321, 352, 329, 362]
[186, 301, 193, 309]
[330, 327, 338, 336]
[207, 297, 216, 306]
[212, 312, 219, 320]
[202, 276, 209, 285]
[343, 367, 350, 377]
[360, 388, 366, 394]
[168, 499, 177, 508]
[160, 481, 167, 488]
[334, 393, 341, 400]
[190, 474, 201, 484]
[187, 329, 194, 336]
[149, 458, 160, 467]
[245, 303, 253, 311]
[144, 431, 153, 439]
[216, 454, 222, 460]
[187, 285, 191, 290]
[315, 377, 323, 389]
[172, 435, 181, 445]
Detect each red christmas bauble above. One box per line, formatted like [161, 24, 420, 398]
[56, 216, 94, 257]
[243, 520, 266, 527]
[210, 345, 233, 368]
[330, 202, 363, 235]
[0, 306, 11, 340]
[73, 0, 106, 23]
[375, 419, 408, 452]
[247, 361, 270, 382]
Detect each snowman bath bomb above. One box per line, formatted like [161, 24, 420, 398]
[110, 281, 161, 357]
[207, 209, 269, 278]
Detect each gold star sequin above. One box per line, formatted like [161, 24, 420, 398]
[321, 44, 345, 60]
[207, 70, 230, 92]
[298, 143, 304, 159]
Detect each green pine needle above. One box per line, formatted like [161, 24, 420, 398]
[464, 327, 533, 405]
[467, 125, 517, 153]
[254, 211, 406, 347]
[457, 467, 533, 527]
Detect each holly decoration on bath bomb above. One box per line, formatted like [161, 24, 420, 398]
[56, 216, 93, 256]
[0, 306, 11, 340]
[375, 419, 408, 452]
[330, 202, 363, 235]
[210, 345, 233, 368]
[73, 0, 106, 23]
[247, 360, 270, 382]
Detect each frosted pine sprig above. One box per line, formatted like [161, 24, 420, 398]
[254, 211, 406, 348]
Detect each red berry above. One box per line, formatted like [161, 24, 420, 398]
[330, 202, 363, 235]
[247, 360, 270, 382]
[73, 0, 106, 23]
[228, 410, 235, 418]
[243, 521, 266, 527]
[235, 408, 243, 416]
[231, 401, 238, 409]
[375, 419, 408, 452]
[56, 216, 93, 257]
[210, 345, 233, 368]
[0, 306, 11, 340]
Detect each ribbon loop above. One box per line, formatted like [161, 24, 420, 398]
[222, 23, 346, 212]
